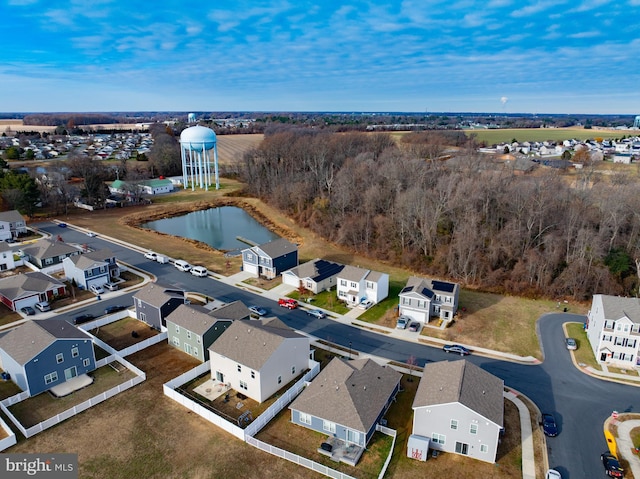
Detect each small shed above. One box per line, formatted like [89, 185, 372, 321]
[407, 434, 430, 462]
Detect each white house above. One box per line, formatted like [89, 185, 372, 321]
[0, 242, 16, 272]
[336, 265, 389, 306]
[410, 360, 504, 464]
[208, 317, 310, 403]
[399, 276, 459, 323]
[62, 249, 119, 291]
[281, 258, 345, 294]
[0, 210, 27, 241]
[586, 294, 640, 368]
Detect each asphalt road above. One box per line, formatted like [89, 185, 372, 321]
[33, 222, 640, 478]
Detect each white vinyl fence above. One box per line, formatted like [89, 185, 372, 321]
[0, 415, 16, 452]
[375, 425, 397, 479]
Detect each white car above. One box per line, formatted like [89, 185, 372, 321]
[86, 231, 97, 237]
[89, 284, 105, 295]
[174, 260, 192, 272]
[144, 251, 158, 260]
[190, 266, 208, 277]
[546, 470, 561, 479]
[359, 298, 374, 309]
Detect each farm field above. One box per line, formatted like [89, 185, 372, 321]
[465, 126, 626, 145]
[216, 134, 263, 165]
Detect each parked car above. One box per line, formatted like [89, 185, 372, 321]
[307, 309, 326, 319]
[396, 315, 410, 329]
[278, 298, 299, 310]
[601, 452, 624, 478]
[104, 305, 127, 315]
[86, 231, 97, 237]
[249, 305, 267, 316]
[144, 251, 158, 260]
[174, 260, 192, 272]
[20, 306, 36, 316]
[73, 313, 95, 325]
[545, 470, 562, 479]
[565, 337, 577, 350]
[542, 413, 558, 437]
[89, 284, 105, 295]
[34, 301, 51, 312]
[443, 344, 471, 355]
[58, 223, 67, 228]
[190, 266, 208, 277]
[408, 321, 421, 332]
[103, 282, 119, 291]
[359, 298, 374, 309]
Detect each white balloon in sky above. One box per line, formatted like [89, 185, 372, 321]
[500, 96, 508, 105]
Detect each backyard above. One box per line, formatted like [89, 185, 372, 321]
[89, 317, 158, 351]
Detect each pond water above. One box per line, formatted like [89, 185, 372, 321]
[142, 206, 279, 251]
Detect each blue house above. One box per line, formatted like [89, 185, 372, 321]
[62, 248, 120, 290]
[0, 319, 96, 397]
[289, 357, 401, 465]
[241, 238, 298, 280]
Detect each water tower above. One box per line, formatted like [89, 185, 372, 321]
[187, 112, 196, 123]
[634, 116, 640, 129]
[179, 125, 219, 190]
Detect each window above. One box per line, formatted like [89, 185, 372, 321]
[366, 281, 374, 289]
[186, 331, 192, 339]
[291, 366, 296, 375]
[350, 281, 357, 288]
[239, 380, 248, 390]
[278, 375, 282, 384]
[251, 371, 255, 379]
[455, 442, 469, 455]
[246, 253, 253, 261]
[480, 444, 488, 453]
[431, 433, 445, 445]
[56, 353, 64, 364]
[323, 420, 336, 433]
[44, 372, 58, 384]
[450, 419, 458, 430]
[175, 325, 180, 333]
[83, 358, 90, 367]
[71, 347, 79, 358]
[193, 347, 198, 357]
[237, 364, 242, 372]
[340, 280, 347, 286]
[470, 424, 478, 435]
[299, 412, 312, 425]
[197, 337, 201, 344]
[44, 258, 53, 265]
[172, 337, 180, 347]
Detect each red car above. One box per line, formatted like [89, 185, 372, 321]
[278, 298, 299, 310]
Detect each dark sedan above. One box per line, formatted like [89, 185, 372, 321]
[443, 344, 471, 355]
[542, 413, 558, 437]
[601, 452, 624, 478]
[104, 305, 128, 315]
[73, 313, 95, 325]
[20, 306, 36, 316]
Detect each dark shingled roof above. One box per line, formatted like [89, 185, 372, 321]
[290, 357, 401, 433]
[285, 259, 345, 283]
[413, 360, 503, 428]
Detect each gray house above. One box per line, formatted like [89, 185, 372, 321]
[281, 258, 345, 294]
[411, 360, 504, 464]
[166, 304, 232, 362]
[133, 283, 186, 330]
[289, 357, 401, 462]
[241, 238, 298, 279]
[208, 300, 251, 321]
[0, 210, 27, 241]
[62, 248, 119, 290]
[399, 276, 460, 323]
[0, 319, 96, 397]
[21, 239, 82, 269]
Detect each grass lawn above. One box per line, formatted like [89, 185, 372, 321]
[631, 426, 640, 449]
[8, 364, 137, 428]
[90, 317, 158, 351]
[0, 374, 23, 401]
[288, 289, 351, 315]
[565, 322, 600, 370]
[465, 127, 624, 145]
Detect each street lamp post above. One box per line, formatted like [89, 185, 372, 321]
[348, 341, 352, 360]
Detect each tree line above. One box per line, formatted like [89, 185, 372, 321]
[240, 129, 640, 299]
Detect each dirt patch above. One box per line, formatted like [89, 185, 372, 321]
[90, 317, 157, 351]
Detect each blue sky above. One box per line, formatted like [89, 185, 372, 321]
[2, 0, 640, 114]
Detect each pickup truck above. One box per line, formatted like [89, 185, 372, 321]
[278, 298, 299, 310]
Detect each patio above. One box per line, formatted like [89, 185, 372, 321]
[318, 436, 364, 467]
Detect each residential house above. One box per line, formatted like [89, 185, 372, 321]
[281, 258, 345, 294]
[109, 178, 174, 198]
[0, 242, 17, 272]
[207, 300, 251, 321]
[289, 358, 401, 457]
[399, 276, 460, 323]
[62, 248, 119, 290]
[166, 304, 232, 362]
[0, 210, 27, 241]
[586, 294, 640, 367]
[133, 283, 186, 330]
[336, 265, 389, 306]
[410, 360, 504, 464]
[208, 317, 310, 403]
[241, 238, 298, 279]
[21, 239, 82, 270]
[0, 319, 96, 397]
[0, 271, 67, 312]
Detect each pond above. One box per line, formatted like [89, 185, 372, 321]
[141, 206, 279, 251]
